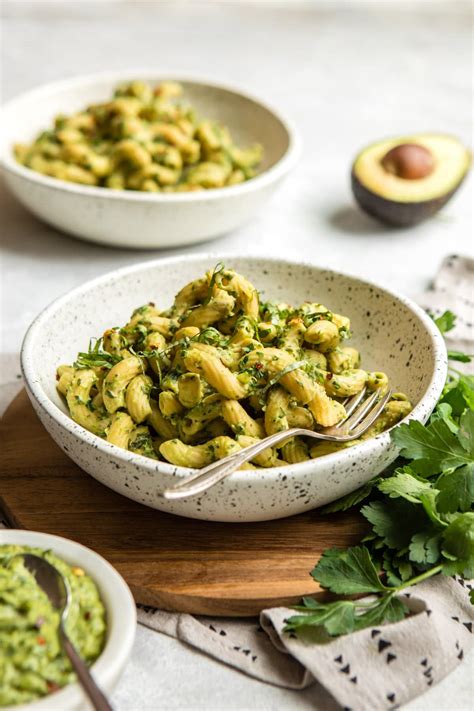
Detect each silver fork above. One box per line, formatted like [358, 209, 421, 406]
[162, 386, 392, 500]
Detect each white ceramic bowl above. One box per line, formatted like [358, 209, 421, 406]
[0, 528, 136, 711]
[0, 71, 300, 249]
[21, 255, 447, 523]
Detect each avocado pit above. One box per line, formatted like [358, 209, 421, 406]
[381, 143, 435, 180]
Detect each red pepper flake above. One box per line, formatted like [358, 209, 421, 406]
[37, 635, 46, 646]
[47, 681, 61, 694]
[255, 362, 263, 371]
[84, 611, 91, 621]
[326, 373, 333, 380]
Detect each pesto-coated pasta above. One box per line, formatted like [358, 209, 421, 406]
[236, 435, 281, 467]
[57, 265, 412, 470]
[178, 372, 203, 408]
[107, 411, 135, 448]
[264, 386, 291, 435]
[222, 399, 264, 438]
[14, 81, 263, 193]
[66, 369, 111, 436]
[126, 374, 153, 423]
[282, 438, 310, 464]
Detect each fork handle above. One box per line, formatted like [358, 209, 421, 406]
[162, 428, 306, 500]
[61, 627, 114, 711]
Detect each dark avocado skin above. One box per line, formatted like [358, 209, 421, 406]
[351, 170, 466, 227]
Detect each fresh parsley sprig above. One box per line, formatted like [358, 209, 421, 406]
[286, 310, 474, 638]
[286, 513, 473, 638]
[284, 546, 440, 636]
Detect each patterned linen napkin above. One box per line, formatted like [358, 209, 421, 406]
[137, 577, 473, 709]
[1, 255, 473, 709]
[415, 254, 474, 375]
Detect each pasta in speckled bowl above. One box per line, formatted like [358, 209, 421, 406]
[0, 72, 299, 249]
[21, 255, 447, 523]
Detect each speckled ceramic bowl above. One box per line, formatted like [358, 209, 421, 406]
[21, 255, 447, 523]
[0, 71, 299, 249]
[0, 528, 136, 711]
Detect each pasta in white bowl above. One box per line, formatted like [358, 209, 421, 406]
[56, 265, 412, 470]
[21, 256, 447, 522]
[1, 72, 299, 248]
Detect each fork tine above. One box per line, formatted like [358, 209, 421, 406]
[350, 388, 393, 437]
[342, 389, 380, 431]
[335, 387, 367, 428]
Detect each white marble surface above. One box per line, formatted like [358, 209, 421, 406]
[1, 1, 472, 709]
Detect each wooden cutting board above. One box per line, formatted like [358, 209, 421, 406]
[0, 390, 367, 616]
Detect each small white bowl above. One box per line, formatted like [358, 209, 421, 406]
[21, 255, 447, 523]
[0, 529, 136, 711]
[0, 71, 300, 249]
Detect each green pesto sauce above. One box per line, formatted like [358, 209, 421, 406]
[0, 545, 106, 707]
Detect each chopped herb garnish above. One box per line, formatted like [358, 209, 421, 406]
[251, 359, 307, 404]
[202, 262, 225, 305]
[74, 338, 122, 370]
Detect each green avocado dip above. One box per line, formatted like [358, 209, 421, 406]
[0, 545, 106, 707]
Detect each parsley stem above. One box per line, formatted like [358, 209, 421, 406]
[395, 564, 443, 592]
[448, 366, 467, 377]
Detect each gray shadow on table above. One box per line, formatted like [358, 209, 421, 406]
[328, 205, 397, 236]
[0, 179, 228, 262]
[0, 179, 133, 261]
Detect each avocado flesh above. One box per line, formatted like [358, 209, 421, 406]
[352, 134, 471, 226]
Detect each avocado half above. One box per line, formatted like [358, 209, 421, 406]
[351, 134, 471, 226]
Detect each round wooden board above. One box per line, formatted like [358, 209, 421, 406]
[1, 390, 367, 616]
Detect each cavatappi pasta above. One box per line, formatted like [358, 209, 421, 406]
[57, 266, 412, 468]
[14, 81, 263, 192]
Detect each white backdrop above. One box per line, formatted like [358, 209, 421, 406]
[0, 1, 473, 709]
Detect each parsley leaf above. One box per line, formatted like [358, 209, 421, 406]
[441, 513, 474, 578]
[319, 478, 380, 513]
[377, 472, 446, 526]
[392, 418, 472, 472]
[285, 549, 410, 637]
[361, 499, 422, 549]
[311, 546, 387, 594]
[378, 471, 433, 502]
[285, 598, 358, 636]
[353, 595, 408, 628]
[448, 350, 472, 363]
[436, 464, 474, 513]
[409, 531, 442, 565]
[429, 403, 459, 434]
[434, 310, 456, 334]
[440, 374, 474, 414]
[459, 409, 474, 457]
[383, 551, 413, 586]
